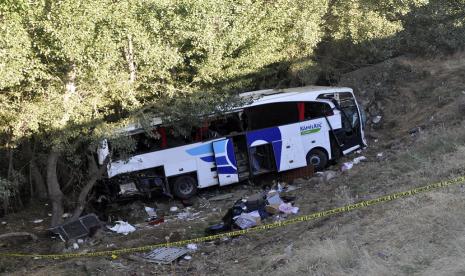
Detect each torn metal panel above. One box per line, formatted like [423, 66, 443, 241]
[141, 247, 190, 264]
[49, 214, 101, 241]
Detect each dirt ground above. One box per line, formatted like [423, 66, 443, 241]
[1, 53, 465, 275]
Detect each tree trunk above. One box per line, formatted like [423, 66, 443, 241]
[46, 151, 64, 227]
[30, 161, 47, 200]
[60, 63, 77, 126]
[3, 148, 13, 213]
[23, 141, 48, 200]
[70, 153, 108, 221]
[125, 34, 136, 83]
[123, 34, 138, 105]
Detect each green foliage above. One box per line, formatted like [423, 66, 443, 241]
[402, 0, 465, 55]
[0, 0, 464, 208]
[316, 0, 428, 77]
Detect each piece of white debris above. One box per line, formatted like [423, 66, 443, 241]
[62, 213, 71, 219]
[352, 156, 367, 164]
[77, 239, 84, 244]
[169, 206, 179, 212]
[73, 243, 79, 250]
[184, 255, 192, 260]
[47, 213, 52, 217]
[1, 221, 6, 225]
[144, 206, 157, 218]
[108, 221, 136, 235]
[341, 162, 353, 172]
[372, 115, 382, 124]
[33, 219, 44, 224]
[187, 243, 198, 251]
[377, 152, 384, 158]
[278, 203, 299, 214]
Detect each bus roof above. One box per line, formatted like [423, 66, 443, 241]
[117, 86, 353, 134]
[240, 85, 353, 107]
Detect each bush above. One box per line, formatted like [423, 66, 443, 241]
[402, 0, 465, 55]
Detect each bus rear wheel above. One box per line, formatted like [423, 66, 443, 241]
[307, 149, 328, 171]
[172, 175, 198, 199]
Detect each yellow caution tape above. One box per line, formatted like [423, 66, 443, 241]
[1, 175, 464, 259]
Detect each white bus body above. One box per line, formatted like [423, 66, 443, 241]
[97, 86, 366, 199]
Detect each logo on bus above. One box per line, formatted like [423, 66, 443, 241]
[300, 122, 322, 135]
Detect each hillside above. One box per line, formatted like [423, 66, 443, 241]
[1, 53, 464, 275]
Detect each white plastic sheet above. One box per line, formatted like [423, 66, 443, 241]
[108, 221, 136, 235]
[278, 203, 299, 214]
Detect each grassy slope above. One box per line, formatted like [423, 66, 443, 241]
[194, 53, 465, 275]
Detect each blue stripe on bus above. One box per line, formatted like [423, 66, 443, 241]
[215, 156, 228, 165]
[217, 166, 237, 174]
[212, 140, 226, 154]
[186, 143, 214, 156]
[226, 138, 237, 169]
[200, 155, 215, 162]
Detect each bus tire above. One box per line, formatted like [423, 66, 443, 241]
[306, 149, 328, 171]
[171, 175, 198, 199]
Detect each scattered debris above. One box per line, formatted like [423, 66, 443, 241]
[341, 162, 354, 172]
[62, 213, 71, 219]
[186, 243, 198, 251]
[377, 152, 384, 158]
[177, 209, 201, 220]
[49, 214, 101, 241]
[134, 247, 190, 264]
[32, 219, 44, 224]
[234, 212, 261, 229]
[148, 217, 164, 225]
[184, 255, 192, 260]
[315, 170, 338, 182]
[267, 192, 284, 205]
[278, 203, 299, 214]
[341, 156, 367, 172]
[283, 184, 299, 192]
[144, 206, 157, 222]
[372, 115, 382, 124]
[72, 243, 79, 250]
[169, 206, 179, 212]
[208, 189, 300, 232]
[208, 193, 234, 201]
[352, 156, 367, 164]
[77, 239, 84, 244]
[108, 221, 136, 235]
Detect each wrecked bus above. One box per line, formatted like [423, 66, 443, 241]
[96, 86, 367, 200]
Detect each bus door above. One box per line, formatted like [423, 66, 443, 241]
[212, 138, 239, 186]
[333, 93, 364, 155]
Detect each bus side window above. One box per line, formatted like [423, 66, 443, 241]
[245, 102, 300, 130]
[304, 102, 332, 119]
[134, 132, 163, 154]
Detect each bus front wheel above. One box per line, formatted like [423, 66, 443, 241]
[172, 175, 198, 199]
[307, 149, 328, 171]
